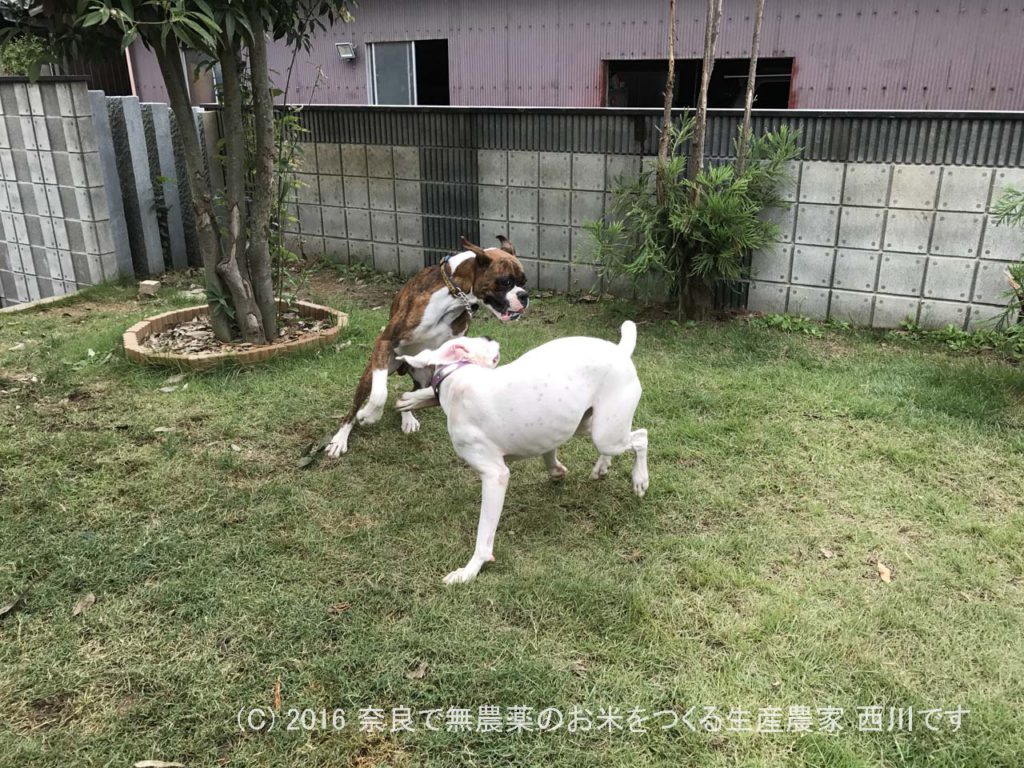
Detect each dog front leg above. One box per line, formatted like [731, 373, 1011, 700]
[444, 464, 509, 585]
[400, 366, 433, 435]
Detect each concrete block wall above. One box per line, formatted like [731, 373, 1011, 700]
[247, 108, 1024, 327]
[749, 161, 1024, 330]
[0, 79, 124, 307]
[475, 149, 610, 294]
[280, 141, 628, 296]
[283, 141, 428, 279]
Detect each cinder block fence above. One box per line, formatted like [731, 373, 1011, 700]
[279, 108, 1024, 331]
[750, 160, 1024, 330]
[0, 77, 126, 304]
[3, 89, 1023, 332]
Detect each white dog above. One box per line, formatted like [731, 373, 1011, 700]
[397, 321, 649, 585]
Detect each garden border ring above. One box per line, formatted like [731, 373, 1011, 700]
[123, 299, 348, 370]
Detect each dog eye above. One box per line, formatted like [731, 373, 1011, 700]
[498, 277, 514, 289]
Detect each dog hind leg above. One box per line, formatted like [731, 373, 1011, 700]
[354, 336, 395, 426]
[326, 363, 375, 458]
[543, 449, 568, 480]
[590, 454, 613, 480]
[589, 382, 647, 496]
[629, 428, 649, 497]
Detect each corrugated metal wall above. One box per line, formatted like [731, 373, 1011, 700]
[257, 0, 1024, 110]
[295, 107, 1024, 167]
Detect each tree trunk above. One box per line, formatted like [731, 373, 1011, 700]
[214, 43, 267, 345]
[655, 0, 677, 204]
[686, 0, 723, 185]
[682, 273, 714, 321]
[736, 0, 766, 175]
[246, 7, 280, 340]
[152, 41, 235, 342]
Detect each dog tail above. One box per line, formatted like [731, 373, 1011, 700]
[618, 320, 637, 357]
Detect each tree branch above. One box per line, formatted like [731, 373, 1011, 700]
[656, 0, 677, 204]
[737, 0, 766, 175]
[686, 0, 723, 186]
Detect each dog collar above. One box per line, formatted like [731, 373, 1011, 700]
[431, 360, 473, 399]
[441, 254, 478, 315]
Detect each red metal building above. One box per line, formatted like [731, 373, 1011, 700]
[128, 0, 1024, 110]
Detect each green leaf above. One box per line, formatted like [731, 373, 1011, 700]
[80, 9, 107, 27]
[120, 28, 138, 51]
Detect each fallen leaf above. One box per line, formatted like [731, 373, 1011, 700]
[87, 348, 95, 357]
[230, 444, 241, 452]
[158, 386, 178, 393]
[820, 547, 835, 559]
[274, 678, 282, 712]
[72, 592, 96, 616]
[164, 373, 187, 385]
[877, 561, 892, 583]
[8, 342, 25, 351]
[406, 660, 428, 680]
[327, 602, 351, 615]
[153, 427, 175, 433]
[0, 595, 22, 619]
[133, 761, 185, 768]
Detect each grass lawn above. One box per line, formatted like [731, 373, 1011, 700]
[1, 268, 1023, 767]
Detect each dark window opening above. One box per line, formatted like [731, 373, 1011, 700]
[606, 57, 793, 109]
[414, 39, 450, 106]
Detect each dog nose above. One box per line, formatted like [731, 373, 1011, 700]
[517, 290, 529, 306]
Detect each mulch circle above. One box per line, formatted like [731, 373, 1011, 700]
[144, 310, 334, 356]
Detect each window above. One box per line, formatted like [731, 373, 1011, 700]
[605, 57, 793, 109]
[368, 40, 451, 106]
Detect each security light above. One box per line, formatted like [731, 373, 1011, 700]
[336, 42, 357, 62]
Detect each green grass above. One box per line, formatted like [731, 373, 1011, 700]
[1, 272, 1023, 767]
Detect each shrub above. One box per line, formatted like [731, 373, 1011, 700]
[585, 117, 800, 319]
[990, 187, 1024, 326]
[0, 34, 47, 78]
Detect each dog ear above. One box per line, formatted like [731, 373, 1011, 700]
[398, 341, 471, 369]
[435, 341, 471, 365]
[496, 234, 516, 256]
[396, 350, 434, 369]
[460, 235, 491, 267]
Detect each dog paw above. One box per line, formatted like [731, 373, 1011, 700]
[443, 567, 476, 585]
[325, 424, 352, 458]
[401, 411, 420, 434]
[632, 472, 649, 498]
[590, 457, 611, 480]
[356, 403, 384, 425]
[548, 461, 568, 481]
